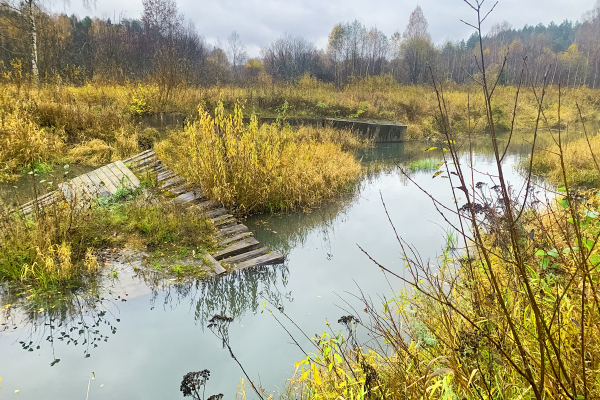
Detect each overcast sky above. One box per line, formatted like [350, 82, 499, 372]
[57, 0, 597, 57]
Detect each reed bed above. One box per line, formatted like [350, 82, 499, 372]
[156, 102, 362, 213]
[1, 78, 598, 182]
[530, 132, 600, 187]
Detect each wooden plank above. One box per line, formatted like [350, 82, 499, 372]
[123, 150, 154, 164]
[215, 224, 249, 238]
[195, 200, 219, 210]
[134, 159, 161, 172]
[99, 165, 125, 190]
[235, 252, 285, 270]
[68, 177, 95, 200]
[172, 192, 197, 203]
[157, 170, 176, 182]
[127, 151, 156, 164]
[114, 160, 141, 187]
[220, 247, 269, 264]
[108, 163, 136, 190]
[204, 253, 226, 275]
[79, 173, 101, 197]
[211, 214, 236, 227]
[170, 185, 188, 195]
[93, 167, 118, 194]
[161, 176, 185, 189]
[218, 232, 253, 247]
[86, 170, 112, 197]
[105, 163, 131, 189]
[131, 155, 158, 169]
[205, 208, 228, 219]
[212, 237, 260, 260]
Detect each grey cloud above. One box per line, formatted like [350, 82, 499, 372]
[59, 0, 595, 57]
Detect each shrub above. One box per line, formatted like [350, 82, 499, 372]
[156, 102, 362, 213]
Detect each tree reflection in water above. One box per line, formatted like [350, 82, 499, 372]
[143, 263, 292, 326]
[0, 279, 120, 365]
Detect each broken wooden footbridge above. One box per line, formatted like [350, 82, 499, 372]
[18, 150, 285, 276]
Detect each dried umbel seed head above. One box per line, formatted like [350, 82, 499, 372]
[338, 315, 359, 326]
[180, 369, 211, 398]
[207, 394, 224, 400]
[208, 314, 233, 326]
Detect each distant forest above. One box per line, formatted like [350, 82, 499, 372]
[1, 0, 600, 87]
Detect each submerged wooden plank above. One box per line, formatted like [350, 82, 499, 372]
[114, 160, 141, 187]
[204, 253, 226, 275]
[19, 192, 62, 214]
[218, 232, 253, 247]
[234, 252, 285, 270]
[19, 190, 59, 211]
[220, 247, 269, 264]
[215, 224, 249, 238]
[212, 237, 260, 260]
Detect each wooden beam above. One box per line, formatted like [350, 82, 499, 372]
[212, 237, 260, 260]
[204, 253, 226, 275]
[114, 160, 141, 187]
[234, 252, 285, 270]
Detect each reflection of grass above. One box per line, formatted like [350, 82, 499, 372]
[406, 158, 438, 173]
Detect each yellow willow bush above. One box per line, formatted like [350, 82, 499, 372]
[156, 102, 362, 212]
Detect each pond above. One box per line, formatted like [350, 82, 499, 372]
[0, 131, 559, 399]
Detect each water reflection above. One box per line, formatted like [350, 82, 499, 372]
[0, 280, 120, 365]
[142, 264, 292, 326]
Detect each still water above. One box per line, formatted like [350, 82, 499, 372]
[0, 133, 553, 399]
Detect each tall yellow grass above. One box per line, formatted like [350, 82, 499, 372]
[1, 78, 598, 182]
[156, 102, 362, 212]
[530, 132, 600, 187]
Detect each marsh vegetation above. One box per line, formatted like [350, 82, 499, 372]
[4, 0, 600, 398]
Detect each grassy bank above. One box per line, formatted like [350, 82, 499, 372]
[0, 181, 216, 291]
[156, 102, 363, 213]
[530, 132, 600, 187]
[1, 79, 599, 182]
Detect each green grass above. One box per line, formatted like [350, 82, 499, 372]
[0, 183, 216, 291]
[406, 158, 439, 173]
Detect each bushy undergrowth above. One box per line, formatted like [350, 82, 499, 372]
[530, 132, 600, 187]
[0, 185, 215, 289]
[156, 102, 362, 213]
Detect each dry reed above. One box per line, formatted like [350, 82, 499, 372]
[156, 102, 362, 213]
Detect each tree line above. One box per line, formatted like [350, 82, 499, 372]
[1, 0, 600, 88]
